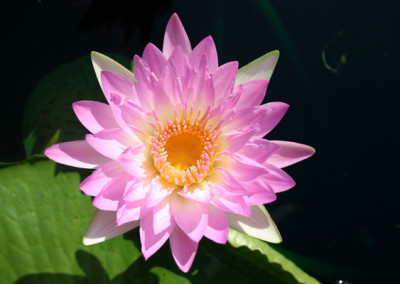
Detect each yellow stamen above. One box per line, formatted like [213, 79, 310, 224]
[150, 106, 219, 186]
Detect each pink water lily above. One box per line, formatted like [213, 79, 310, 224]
[45, 13, 314, 272]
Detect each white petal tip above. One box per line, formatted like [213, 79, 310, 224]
[83, 236, 106, 246]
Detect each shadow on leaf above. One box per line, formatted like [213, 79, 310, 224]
[15, 249, 161, 284]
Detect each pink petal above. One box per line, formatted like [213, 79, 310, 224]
[227, 204, 282, 243]
[118, 145, 154, 179]
[228, 153, 269, 182]
[163, 13, 191, 58]
[72, 101, 119, 134]
[83, 210, 139, 245]
[100, 71, 136, 105]
[115, 101, 153, 138]
[236, 79, 269, 108]
[204, 205, 229, 244]
[180, 61, 215, 112]
[222, 106, 259, 132]
[80, 160, 124, 196]
[133, 55, 157, 111]
[178, 182, 213, 204]
[123, 179, 147, 202]
[152, 198, 175, 235]
[166, 45, 191, 78]
[85, 129, 137, 160]
[140, 212, 175, 260]
[267, 140, 315, 168]
[45, 140, 109, 169]
[212, 61, 238, 104]
[208, 169, 246, 196]
[211, 194, 251, 217]
[209, 85, 241, 124]
[248, 191, 277, 205]
[189, 36, 218, 72]
[171, 194, 208, 242]
[142, 43, 167, 78]
[146, 176, 176, 208]
[169, 226, 199, 273]
[92, 172, 129, 211]
[243, 178, 277, 205]
[116, 198, 150, 225]
[238, 139, 280, 163]
[256, 102, 289, 137]
[263, 163, 296, 193]
[223, 127, 257, 153]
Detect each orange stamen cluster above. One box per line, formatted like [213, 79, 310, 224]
[150, 105, 221, 186]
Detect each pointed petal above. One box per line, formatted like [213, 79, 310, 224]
[91, 52, 135, 90]
[142, 43, 167, 78]
[223, 127, 257, 153]
[212, 61, 238, 104]
[140, 212, 174, 260]
[133, 55, 165, 112]
[85, 129, 137, 160]
[146, 176, 176, 208]
[236, 79, 269, 108]
[118, 145, 155, 179]
[171, 195, 208, 242]
[92, 172, 129, 211]
[178, 182, 213, 204]
[163, 14, 191, 58]
[116, 198, 150, 225]
[227, 204, 282, 243]
[235, 50, 279, 86]
[204, 205, 229, 244]
[118, 101, 153, 134]
[83, 210, 139, 245]
[72, 101, 119, 134]
[153, 198, 174, 235]
[238, 139, 280, 164]
[45, 140, 109, 169]
[263, 163, 296, 193]
[256, 102, 289, 137]
[169, 226, 199, 273]
[228, 153, 268, 182]
[211, 194, 251, 217]
[100, 70, 136, 105]
[242, 178, 277, 205]
[80, 160, 124, 196]
[267, 141, 315, 168]
[189, 36, 218, 72]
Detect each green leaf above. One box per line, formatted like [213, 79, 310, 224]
[21, 54, 132, 157]
[0, 157, 319, 283]
[226, 229, 320, 283]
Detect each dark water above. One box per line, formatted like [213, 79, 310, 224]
[1, 0, 399, 283]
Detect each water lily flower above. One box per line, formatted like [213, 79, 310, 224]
[45, 13, 315, 272]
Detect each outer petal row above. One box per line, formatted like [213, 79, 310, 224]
[235, 50, 279, 86]
[227, 204, 282, 243]
[83, 210, 139, 245]
[91, 51, 135, 89]
[45, 140, 109, 169]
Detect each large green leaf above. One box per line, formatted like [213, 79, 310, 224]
[21, 54, 131, 157]
[0, 157, 319, 283]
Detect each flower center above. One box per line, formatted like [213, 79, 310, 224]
[150, 106, 220, 186]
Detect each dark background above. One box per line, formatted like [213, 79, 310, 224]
[1, 0, 399, 283]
